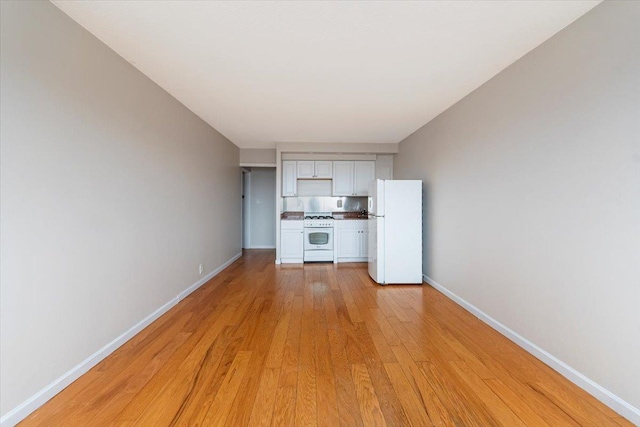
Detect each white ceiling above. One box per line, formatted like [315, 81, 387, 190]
[52, 1, 600, 149]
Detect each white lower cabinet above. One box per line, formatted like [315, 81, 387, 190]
[281, 220, 304, 263]
[336, 220, 368, 262]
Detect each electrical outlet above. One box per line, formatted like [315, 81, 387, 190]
[199, 264, 204, 275]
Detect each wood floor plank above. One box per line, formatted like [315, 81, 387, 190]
[384, 362, 433, 426]
[271, 386, 296, 427]
[166, 326, 242, 426]
[265, 291, 295, 368]
[327, 327, 365, 427]
[612, 416, 637, 427]
[115, 304, 241, 424]
[390, 345, 456, 427]
[247, 368, 281, 427]
[449, 360, 526, 427]
[530, 380, 620, 427]
[313, 289, 340, 427]
[200, 350, 253, 426]
[351, 363, 387, 427]
[20, 251, 631, 427]
[295, 365, 317, 427]
[362, 309, 398, 363]
[369, 308, 402, 347]
[337, 270, 364, 323]
[351, 323, 410, 426]
[419, 360, 501, 426]
[484, 377, 552, 427]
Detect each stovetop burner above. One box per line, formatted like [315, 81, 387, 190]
[303, 211, 334, 221]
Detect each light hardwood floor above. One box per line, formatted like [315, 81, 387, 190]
[21, 250, 632, 426]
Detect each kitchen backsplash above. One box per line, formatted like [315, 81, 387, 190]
[283, 196, 367, 212]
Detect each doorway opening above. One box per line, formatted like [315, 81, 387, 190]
[241, 167, 276, 249]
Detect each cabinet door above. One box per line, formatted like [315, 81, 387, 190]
[360, 228, 369, 258]
[281, 229, 304, 259]
[282, 161, 297, 196]
[332, 161, 354, 196]
[314, 161, 333, 178]
[337, 228, 359, 258]
[354, 161, 375, 196]
[296, 161, 315, 178]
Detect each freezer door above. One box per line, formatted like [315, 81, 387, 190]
[368, 217, 385, 284]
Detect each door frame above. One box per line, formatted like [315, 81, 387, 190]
[241, 168, 251, 249]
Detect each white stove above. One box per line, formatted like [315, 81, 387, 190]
[303, 211, 334, 262]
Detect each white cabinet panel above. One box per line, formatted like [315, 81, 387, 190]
[336, 220, 368, 262]
[297, 160, 333, 179]
[314, 161, 333, 178]
[282, 161, 297, 196]
[332, 161, 354, 196]
[333, 161, 374, 196]
[281, 220, 304, 263]
[360, 228, 369, 258]
[354, 161, 375, 196]
[337, 228, 359, 258]
[296, 161, 315, 178]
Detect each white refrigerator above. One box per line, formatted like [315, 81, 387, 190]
[368, 179, 423, 284]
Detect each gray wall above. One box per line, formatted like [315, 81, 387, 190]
[240, 148, 277, 165]
[0, 0, 240, 417]
[248, 168, 276, 248]
[394, 0, 640, 411]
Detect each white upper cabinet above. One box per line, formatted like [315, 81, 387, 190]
[314, 161, 333, 178]
[333, 161, 374, 196]
[297, 160, 332, 178]
[296, 161, 315, 178]
[354, 161, 375, 196]
[332, 161, 355, 196]
[282, 161, 297, 196]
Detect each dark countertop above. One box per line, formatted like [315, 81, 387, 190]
[333, 212, 369, 220]
[281, 211, 304, 220]
[280, 211, 369, 220]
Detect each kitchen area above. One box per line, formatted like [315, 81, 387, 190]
[279, 157, 375, 264]
[272, 145, 423, 285]
[238, 144, 422, 285]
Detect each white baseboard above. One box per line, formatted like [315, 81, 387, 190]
[177, 252, 242, 301]
[0, 252, 243, 427]
[336, 257, 368, 263]
[246, 245, 276, 249]
[423, 274, 640, 425]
